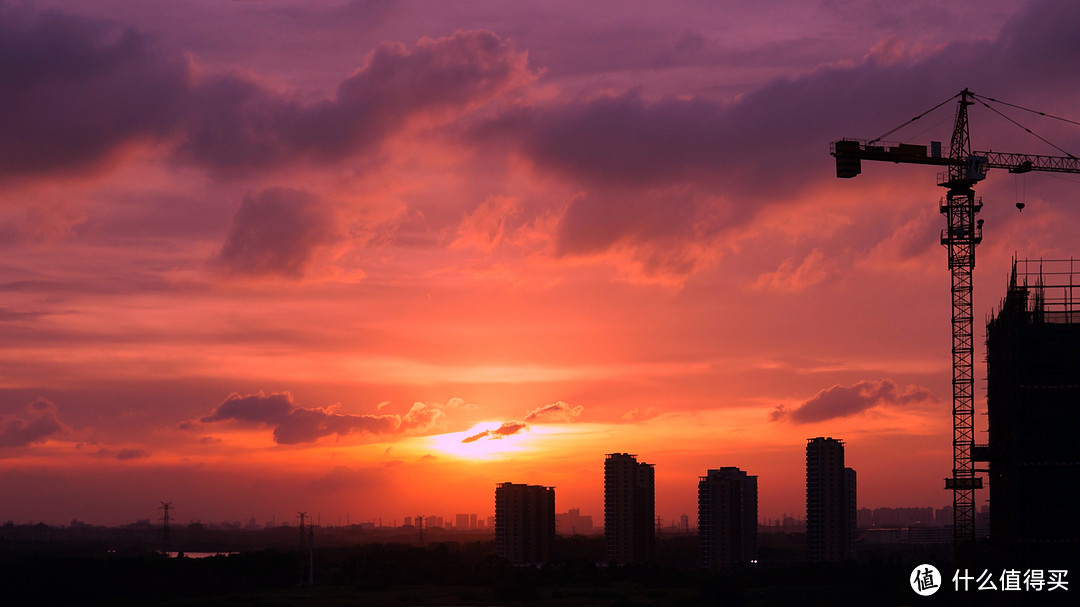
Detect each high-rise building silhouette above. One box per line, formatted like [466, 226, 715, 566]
[494, 482, 555, 564]
[806, 437, 856, 561]
[604, 453, 655, 563]
[981, 259, 1080, 567]
[698, 467, 757, 569]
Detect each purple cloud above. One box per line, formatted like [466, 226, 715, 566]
[200, 391, 293, 425]
[0, 4, 185, 178]
[273, 407, 399, 445]
[176, 29, 531, 173]
[93, 448, 150, 460]
[217, 187, 341, 278]
[199, 392, 452, 445]
[0, 397, 65, 448]
[770, 379, 934, 424]
[0, 4, 531, 179]
[465, 0, 1080, 265]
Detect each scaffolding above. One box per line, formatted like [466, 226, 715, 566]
[1010, 258, 1080, 323]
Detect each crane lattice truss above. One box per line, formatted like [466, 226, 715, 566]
[831, 89, 1080, 564]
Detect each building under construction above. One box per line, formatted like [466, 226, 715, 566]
[981, 258, 1080, 568]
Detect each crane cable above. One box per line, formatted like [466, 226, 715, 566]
[867, 92, 961, 145]
[972, 97, 1079, 160]
[972, 93, 1080, 128]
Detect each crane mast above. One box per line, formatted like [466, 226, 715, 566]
[830, 89, 1080, 565]
[939, 89, 981, 565]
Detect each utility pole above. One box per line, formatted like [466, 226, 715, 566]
[308, 520, 314, 587]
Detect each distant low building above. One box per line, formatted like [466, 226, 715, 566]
[455, 513, 479, 530]
[555, 508, 594, 536]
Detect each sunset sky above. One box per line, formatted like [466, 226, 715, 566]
[2, 0, 1080, 528]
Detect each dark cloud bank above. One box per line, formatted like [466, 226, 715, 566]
[3, 0, 1078, 279]
[770, 379, 933, 424]
[0, 5, 530, 178]
[198, 391, 446, 445]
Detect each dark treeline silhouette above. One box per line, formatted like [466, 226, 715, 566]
[0, 530, 989, 606]
[1, 550, 297, 606]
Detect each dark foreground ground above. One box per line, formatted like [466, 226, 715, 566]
[1, 527, 1072, 606]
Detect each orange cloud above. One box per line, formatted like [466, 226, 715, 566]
[452, 195, 522, 252]
[460, 421, 527, 443]
[524, 401, 583, 423]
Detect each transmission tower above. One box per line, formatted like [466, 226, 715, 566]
[159, 502, 172, 554]
[297, 511, 308, 548]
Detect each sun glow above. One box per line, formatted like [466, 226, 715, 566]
[427, 421, 533, 460]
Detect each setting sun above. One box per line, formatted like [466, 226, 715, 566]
[427, 422, 535, 460]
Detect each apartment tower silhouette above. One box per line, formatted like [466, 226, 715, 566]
[604, 453, 655, 563]
[806, 437, 856, 561]
[698, 467, 758, 569]
[494, 482, 555, 564]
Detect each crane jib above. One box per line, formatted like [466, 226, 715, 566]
[831, 139, 1080, 178]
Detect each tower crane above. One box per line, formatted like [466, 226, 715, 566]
[830, 89, 1080, 563]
